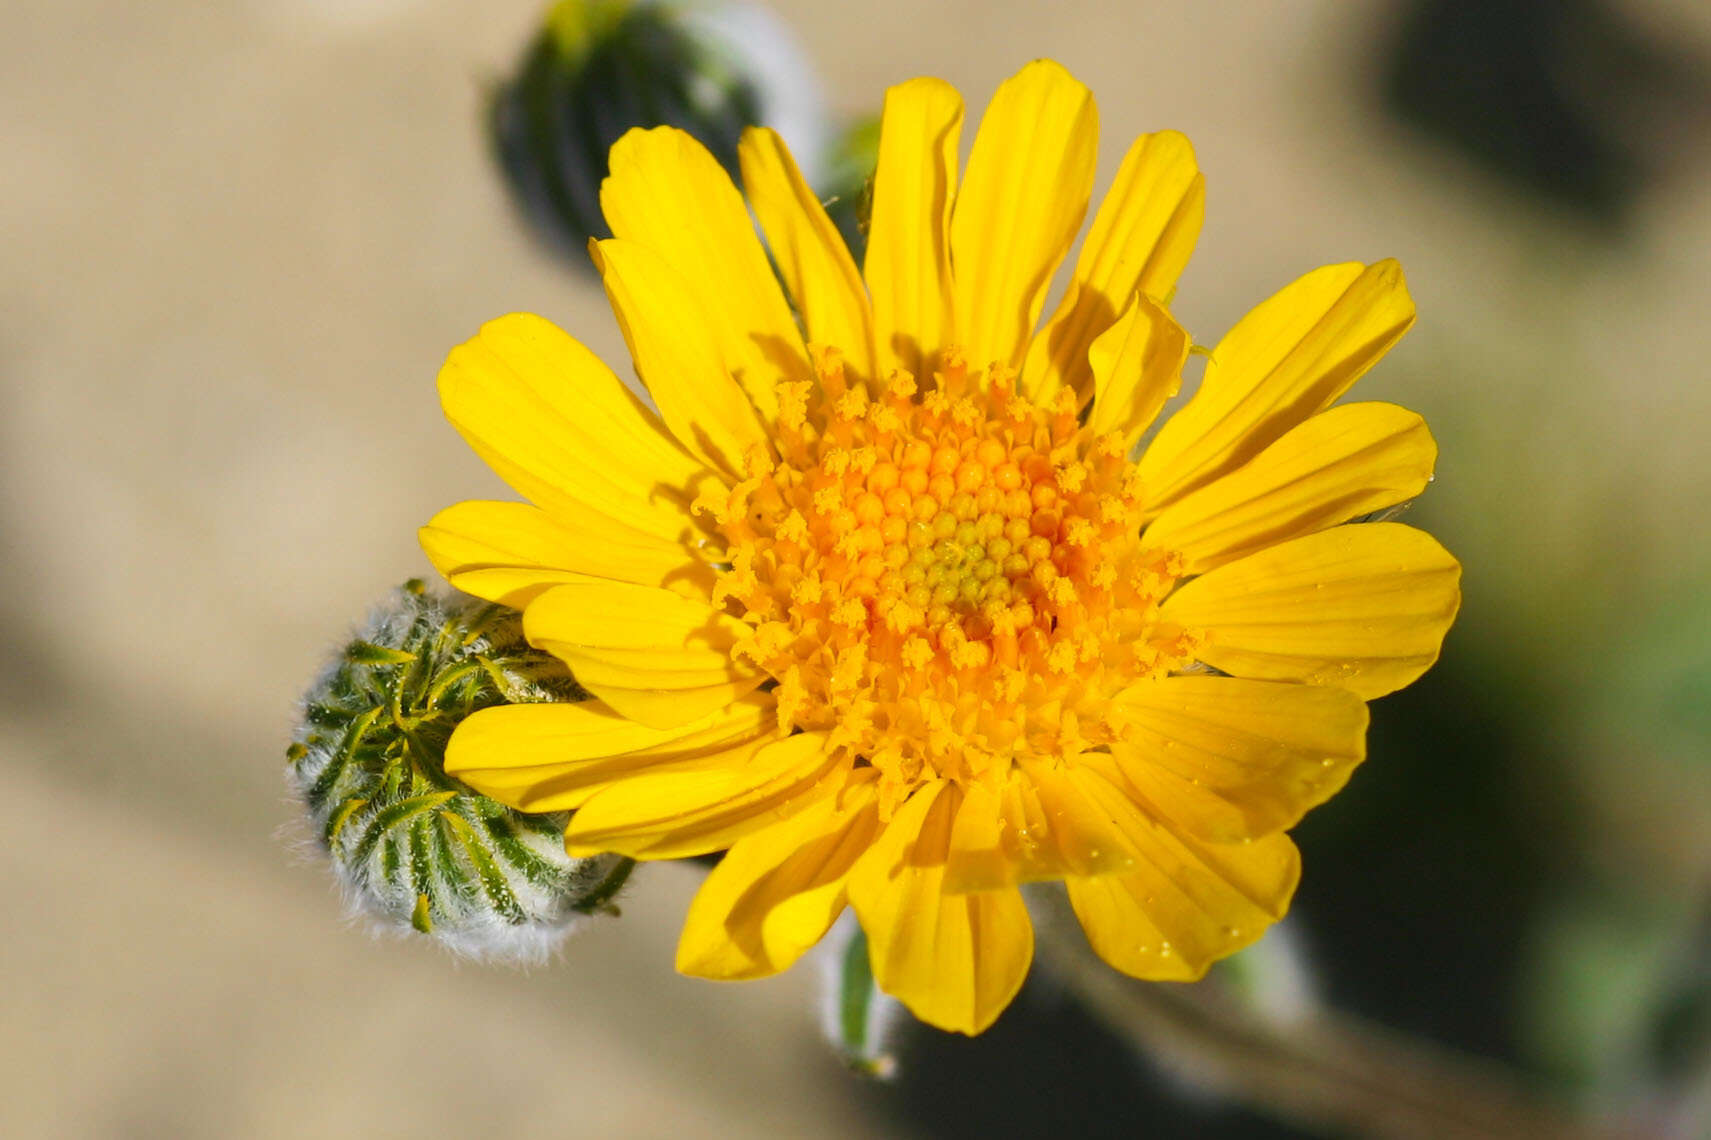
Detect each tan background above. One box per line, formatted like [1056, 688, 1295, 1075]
[3, 1, 1708, 1136]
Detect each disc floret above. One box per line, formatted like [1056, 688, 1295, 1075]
[711, 349, 1198, 808]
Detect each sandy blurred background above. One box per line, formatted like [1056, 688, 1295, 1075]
[3, 1, 1709, 1137]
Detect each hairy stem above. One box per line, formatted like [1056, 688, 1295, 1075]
[1032, 904, 1642, 1140]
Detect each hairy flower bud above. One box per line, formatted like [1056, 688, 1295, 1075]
[820, 113, 880, 263]
[489, 0, 829, 260]
[819, 917, 902, 1078]
[287, 580, 630, 962]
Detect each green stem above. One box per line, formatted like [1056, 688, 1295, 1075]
[572, 856, 635, 915]
[840, 927, 875, 1060]
[1032, 896, 1638, 1140]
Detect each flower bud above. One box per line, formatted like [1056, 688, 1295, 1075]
[287, 580, 630, 962]
[820, 113, 880, 263]
[819, 915, 902, 1078]
[490, 0, 830, 261]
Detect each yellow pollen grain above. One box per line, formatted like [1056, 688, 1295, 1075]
[811, 484, 845, 515]
[834, 388, 869, 421]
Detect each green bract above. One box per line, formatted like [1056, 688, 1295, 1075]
[288, 581, 630, 961]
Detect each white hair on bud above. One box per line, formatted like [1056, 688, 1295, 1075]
[816, 911, 903, 1078]
[286, 582, 629, 965]
[683, 1, 833, 183]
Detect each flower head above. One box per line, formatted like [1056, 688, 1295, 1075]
[423, 60, 1460, 1033]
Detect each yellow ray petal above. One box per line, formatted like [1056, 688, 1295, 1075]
[563, 732, 843, 860]
[523, 579, 764, 729]
[1067, 826, 1300, 982]
[1016, 762, 1145, 879]
[739, 127, 875, 383]
[601, 126, 807, 418]
[1022, 129, 1204, 404]
[942, 777, 1012, 892]
[1138, 260, 1416, 515]
[591, 238, 771, 477]
[864, 77, 963, 382]
[848, 782, 1034, 1035]
[677, 771, 882, 980]
[1144, 402, 1437, 575]
[444, 693, 778, 813]
[943, 764, 1141, 894]
[420, 500, 713, 606]
[1111, 675, 1368, 842]
[950, 60, 1099, 373]
[1160, 522, 1461, 699]
[438, 313, 723, 540]
[1084, 292, 1191, 450]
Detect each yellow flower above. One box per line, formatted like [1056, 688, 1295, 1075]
[422, 60, 1460, 1035]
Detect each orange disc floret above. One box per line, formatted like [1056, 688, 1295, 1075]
[719, 352, 1188, 788]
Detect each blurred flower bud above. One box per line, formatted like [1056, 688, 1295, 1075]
[819, 113, 879, 263]
[1212, 918, 1317, 1029]
[490, 0, 831, 261]
[818, 915, 902, 1078]
[287, 580, 631, 962]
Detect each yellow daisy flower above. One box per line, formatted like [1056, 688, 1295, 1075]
[422, 60, 1460, 1035]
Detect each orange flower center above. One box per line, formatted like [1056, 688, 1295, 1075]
[706, 348, 1197, 808]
